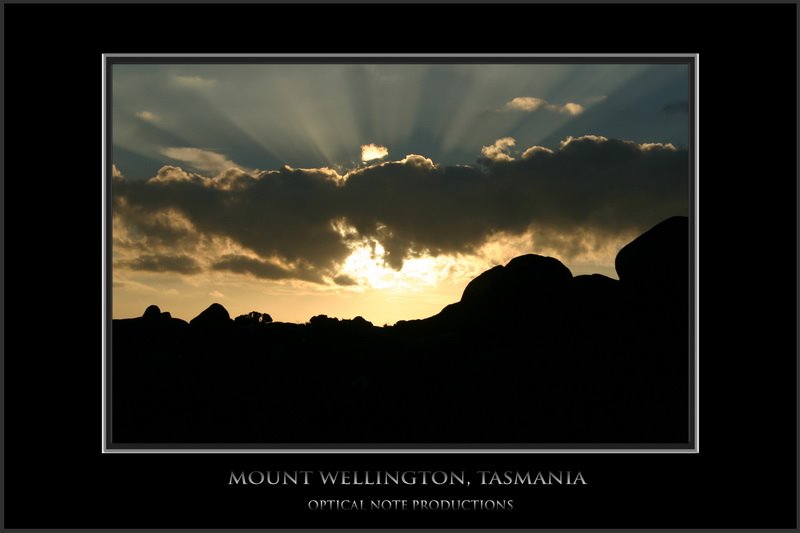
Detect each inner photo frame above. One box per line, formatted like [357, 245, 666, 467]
[103, 54, 698, 453]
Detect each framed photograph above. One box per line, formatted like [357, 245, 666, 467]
[2, 3, 797, 531]
[104, 55, 696, 453]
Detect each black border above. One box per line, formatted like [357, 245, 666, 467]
[3, 2, 797, 530]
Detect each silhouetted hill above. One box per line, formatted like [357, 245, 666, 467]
[190, 302, 231, 326]
[111, 216, 691, 446]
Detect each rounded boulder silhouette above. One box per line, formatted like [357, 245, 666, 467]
[190, 303, 232, 327]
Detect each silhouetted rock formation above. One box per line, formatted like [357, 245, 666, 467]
[463, 254, 572, 304]
[189, 303, 231, 327]
[439, 253, 573, 330]
[616, 215, 689, 301]
[111, 216, 691, 446]
[351, 316, 372, 328]
[569, 274, 620, 318]
[143, 304, 161, 320]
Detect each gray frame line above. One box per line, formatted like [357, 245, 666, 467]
[102, 53, 699, 454]
[101, 53, 108, 456]
[694, 53, 700, 454]
[4, 0, 798, 3]
[0, 1, 6, 526]
[105, 53, 697, 58]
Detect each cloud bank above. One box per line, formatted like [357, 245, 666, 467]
[113, 135, 688, 284]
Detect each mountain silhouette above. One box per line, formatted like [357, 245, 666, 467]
[111, 216, 691, 446]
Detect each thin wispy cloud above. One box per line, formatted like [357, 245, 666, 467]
[135, 110, 160, 122]
[503, 96, 585, 116]
[662, 100, 689, 114]
[120, 254, 202, 274]
[172, 75, 216, 88]
[160, 147, 242, 175]
[585, 95, 608, 105]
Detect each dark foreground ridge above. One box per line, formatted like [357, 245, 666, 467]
[112, 216, 690, 445]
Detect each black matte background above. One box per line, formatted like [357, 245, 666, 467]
[3, 3, 797, 529]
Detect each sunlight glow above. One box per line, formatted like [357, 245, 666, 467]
[331, 217, 468, 292]
[338, 243, 452, 291]
[361, 143, 389, 162]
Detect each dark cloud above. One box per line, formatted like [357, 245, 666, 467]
[211, 254, 320, 282]
[113, 199, 199, 250]
[116, 165, 351, 271]
[113, 136, 688, 281]
[121, 254, 201, 274]
[333, 275, 358, 286]
[661, 100, 689, 114]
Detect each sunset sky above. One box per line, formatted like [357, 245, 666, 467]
[111, 61, 690, 325]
